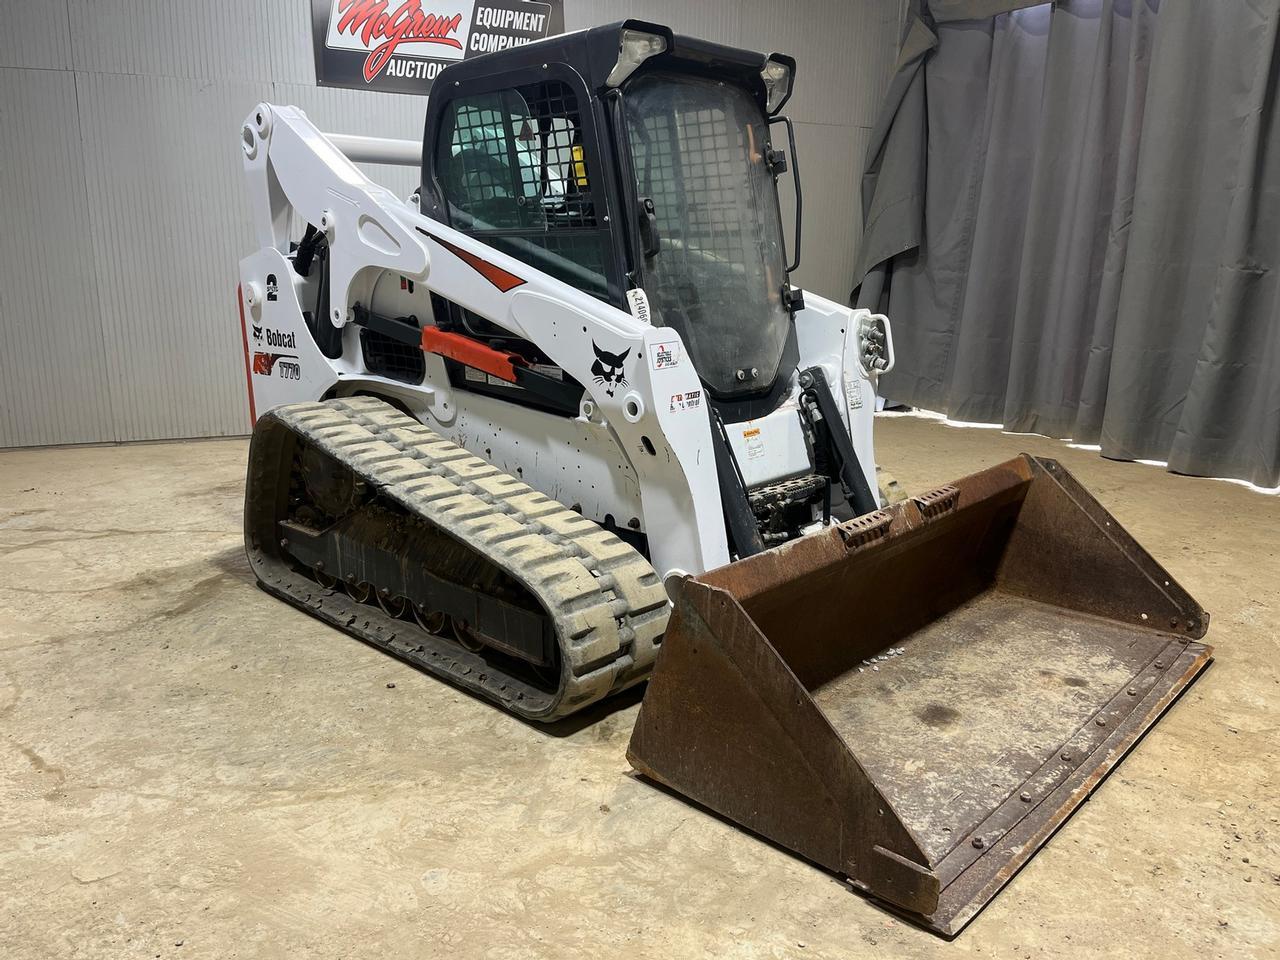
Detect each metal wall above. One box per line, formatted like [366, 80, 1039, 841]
[0, 0, 897, 447]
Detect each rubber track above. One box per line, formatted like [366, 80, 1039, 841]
[246, 396, 670, 720]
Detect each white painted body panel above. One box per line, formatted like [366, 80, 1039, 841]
[725, 402, 813, 488]
[793, 292, 889, 498]
[237, 103, 893, 583]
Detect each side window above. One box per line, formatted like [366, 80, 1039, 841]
[436, 80, 612, 301]
[441, 90, 540, 229]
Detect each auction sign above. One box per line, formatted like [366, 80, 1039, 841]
[312, 0, 565, 94]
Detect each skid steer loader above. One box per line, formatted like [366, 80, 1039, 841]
[236, 20, 1212, 936]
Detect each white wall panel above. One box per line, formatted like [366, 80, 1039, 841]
[0, 68, 115, 447]
[67, 0, 279, 81]
[266, 2, 320, 86]
[780, 123, 874, 303]
[563, 1, 742, 41]
[0, 0, 72, 70]
[740, 0, 898, 126]
[0, 0, 900, 446]
[75, 72, 264, 441]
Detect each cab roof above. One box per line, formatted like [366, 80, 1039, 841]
[435, 19, 796, 115]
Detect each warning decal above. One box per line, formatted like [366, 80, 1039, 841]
[650, 340, 680, 370]
[669, 389, 702, 412]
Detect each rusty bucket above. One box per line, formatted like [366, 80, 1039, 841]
[627, 455, 1212, 937]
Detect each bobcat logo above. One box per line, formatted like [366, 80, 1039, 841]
[252, 325, 263, 342]
[591, 342, 631, 397]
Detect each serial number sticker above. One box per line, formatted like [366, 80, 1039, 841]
[650, 341, 680, 370]
[626, 287, 652, 324]
[669, 389, 702, 412]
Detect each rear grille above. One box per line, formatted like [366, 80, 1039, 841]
[360, 327, 424, 384]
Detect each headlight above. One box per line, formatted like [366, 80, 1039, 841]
[761, 58, 792, 114]
[606, 29, 668, 88]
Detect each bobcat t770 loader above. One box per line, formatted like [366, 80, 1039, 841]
[236, 20, 1212, 936]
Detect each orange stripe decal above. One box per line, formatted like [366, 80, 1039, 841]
[236, 283, 257, 424]
[419, 229, 526, 293]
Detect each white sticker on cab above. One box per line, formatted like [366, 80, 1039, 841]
[845, 375, 864, 410]
[669, 389, 702, 412]
[626, 287, 652, 324]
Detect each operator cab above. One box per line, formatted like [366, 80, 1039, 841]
[419, 20, 801, 411]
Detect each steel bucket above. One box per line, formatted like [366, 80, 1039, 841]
[628, 455, 1212, 936]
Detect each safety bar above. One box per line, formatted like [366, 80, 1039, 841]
[325, 132, 421, 167]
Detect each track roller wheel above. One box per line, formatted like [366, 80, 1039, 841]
[453, 619, 488, 653]
[413, 604, 447, 634]
[314, 567, 338, 590]
[378, 589, 408, 619]
[344, 578, 372, 603]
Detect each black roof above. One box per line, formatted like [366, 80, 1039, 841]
[435, 19, 795, 114]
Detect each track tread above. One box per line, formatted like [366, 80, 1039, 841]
[251, 397, 669, 720]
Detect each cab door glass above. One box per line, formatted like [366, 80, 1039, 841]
[437, 81, 613, 302]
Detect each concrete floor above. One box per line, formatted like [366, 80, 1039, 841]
[1, 416, 1276, 959]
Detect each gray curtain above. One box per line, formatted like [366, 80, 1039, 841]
[856, 0, 1280, 488]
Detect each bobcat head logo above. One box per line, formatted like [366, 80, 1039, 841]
[591, 342, 631, 397]
[252, 325, 263, 342]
